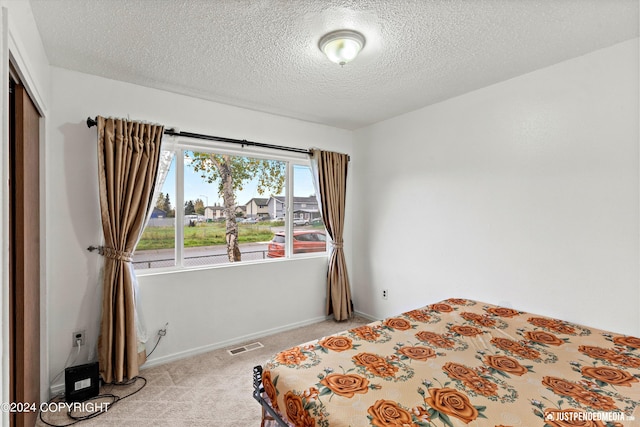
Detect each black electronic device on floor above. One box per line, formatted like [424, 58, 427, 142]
[65, 362, 99, 402]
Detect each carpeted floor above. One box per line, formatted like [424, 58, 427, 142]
[37, 315, 369, 427]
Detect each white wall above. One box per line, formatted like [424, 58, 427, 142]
[0, 0, 51, 412]
[353, 38, 639, 337]
[45, 67, 353, 392]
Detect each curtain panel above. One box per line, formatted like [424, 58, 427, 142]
[96, 116, 164, 383]
[311, 149, 352, 321]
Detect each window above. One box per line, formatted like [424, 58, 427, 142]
[136, 157, 176, 269]
[133, 143, 326, 270]
[292, 164, 326, 255]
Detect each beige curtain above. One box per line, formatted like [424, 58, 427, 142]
[311, 149, 352, 321]
[96, 116, 163, 383]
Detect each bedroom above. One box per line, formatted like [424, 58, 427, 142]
[0, 0, 638, 426]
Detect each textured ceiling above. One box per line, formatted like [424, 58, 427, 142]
[30, 0, 638, 130]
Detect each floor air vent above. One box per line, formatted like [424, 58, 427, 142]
[227, 342, 264, 356]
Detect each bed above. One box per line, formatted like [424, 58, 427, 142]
[253, 298, 640, 426]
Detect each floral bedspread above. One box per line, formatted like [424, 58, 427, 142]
[261, 298, 640, 427]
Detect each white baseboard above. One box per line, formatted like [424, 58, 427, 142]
[354, 310, 378, 322]
[141, 314, 331, 370]
[50, 382, 65, 396]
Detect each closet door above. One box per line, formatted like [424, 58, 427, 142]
[10, 79, 41, 427]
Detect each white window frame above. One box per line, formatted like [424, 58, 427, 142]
[135, 137, 326, 275]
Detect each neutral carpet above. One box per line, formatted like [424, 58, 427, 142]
[37, 315, 369, 427]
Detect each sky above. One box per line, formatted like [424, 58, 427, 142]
[160, 155, 316, 210]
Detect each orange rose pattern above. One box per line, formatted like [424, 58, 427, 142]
[613, 335, 640, 349]
[416, 331, 455, 348]
[411, 406, 431, 423]
[573, 390, 617, 411]
[404, 309, 432, 322]
[443, 362, 477, 381]
[579, 345, 618, 360]
[425, 387, 479, 424]
[460, 312, 496, 327]
[443, 362, 498, 396]
[446, 298, 469, 305]
[542, 376, 618, 411]
[276, 347, 307, 365]
[524, 330, 565, 346]
[579, 345, 640, 368]
[318, 335, 353, 352]
[262, 370, 279, 412]
[302, 387, 319, 401]
[464, 376, 499, 396]
[262, 300, 640, 426]
[484, 355, 528, 376]
[429, 303, 454, 312]
[450, 325, 484, 337]
[398, 346, 436, 361]
[542, 376, 586, 399]
[350, 325, 380, 341]
[284, 391, 315, 427]
[486, 307, 520, 317]
[581, 366, 639, 387]
[367, 400, 417, 427]
[353, 353, 399, 378]
[610, 354, 640, 368]
[528, 317, 576, 334]
[383, 318, 412, 331]
[320, 373, 369, 398]
[491, 337, 541, 360]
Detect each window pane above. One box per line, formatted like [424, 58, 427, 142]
[133, 152, 327, 270]
[134, 155, 176, 269]
[292, 165, 326, 255]
[184, 150, 286, 266]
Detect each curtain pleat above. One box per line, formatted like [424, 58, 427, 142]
[311, 149, 352, 321]
[96, 116, 163, 383]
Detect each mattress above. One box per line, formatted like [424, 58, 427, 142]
[254, 298, 640, 426]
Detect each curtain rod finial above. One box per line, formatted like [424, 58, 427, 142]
[87, 117, 97, 128]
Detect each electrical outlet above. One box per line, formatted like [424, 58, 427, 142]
[158, 323, 168, 336]
[382, 289, 388, 300]
[72, 330, 85, 347]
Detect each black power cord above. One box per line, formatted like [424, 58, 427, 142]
[38, 376, 147, 427]
[40, 325, 166, 426]
[146, 323, 168, 358]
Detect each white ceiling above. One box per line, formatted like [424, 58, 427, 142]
[30, 0, 639, 130]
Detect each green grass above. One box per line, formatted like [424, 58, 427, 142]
[137, 222, 275, 250]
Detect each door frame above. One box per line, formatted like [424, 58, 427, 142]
[1, 7, 49, 425]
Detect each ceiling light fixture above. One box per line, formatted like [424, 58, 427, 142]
[318, 29, 366, 66]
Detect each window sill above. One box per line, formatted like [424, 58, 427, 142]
[134, 252, 328, 277]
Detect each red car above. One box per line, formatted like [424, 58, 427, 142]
[267, 231, 327, 257]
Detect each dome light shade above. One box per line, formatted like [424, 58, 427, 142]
[318, 30, 366, 66]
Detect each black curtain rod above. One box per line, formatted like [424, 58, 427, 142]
[86, 117, 311, 156]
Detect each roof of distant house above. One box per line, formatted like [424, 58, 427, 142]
[205, 205, 225, 210]
[271, 195, 317, 203]
[244, 197, 269, 205]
